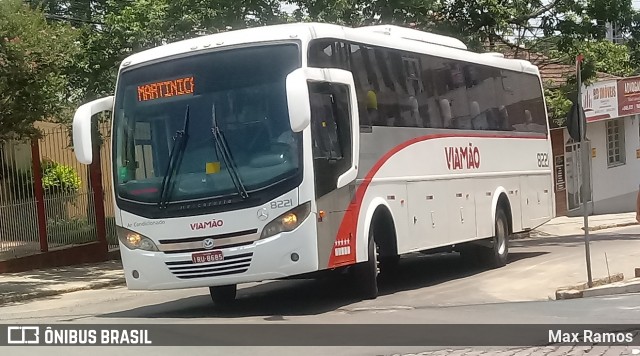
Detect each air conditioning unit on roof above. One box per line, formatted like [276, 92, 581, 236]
[354, 25, 468, 50]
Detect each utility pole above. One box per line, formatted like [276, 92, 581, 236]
[576, 54, 594, 288]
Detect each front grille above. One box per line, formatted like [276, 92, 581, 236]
[165, 252, 252, 279]
[159, 229, 257, 244]
[157, 228, 259, 254]
[162, 241, 254, 254]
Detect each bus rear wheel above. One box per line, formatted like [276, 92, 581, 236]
[209, 284, 237, 306]
[482, 208, 510, 268]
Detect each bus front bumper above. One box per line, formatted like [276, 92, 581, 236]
[118, 216, 319, 290]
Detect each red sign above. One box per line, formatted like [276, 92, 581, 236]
[617, 77, 640, 117]
[445, 144, 481, 170]
[190, 219, 224, 231]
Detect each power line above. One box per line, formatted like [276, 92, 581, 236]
[44, 13, 104, 25]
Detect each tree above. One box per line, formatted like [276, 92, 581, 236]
[31, 0, 640, 120]
[36, 0, 291, 104]
[0, 0, 80, 140]
[541, 39, 634, 127]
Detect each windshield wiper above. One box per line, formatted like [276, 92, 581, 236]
[158, 105, 190, 209]
[211, 103, 248, 199]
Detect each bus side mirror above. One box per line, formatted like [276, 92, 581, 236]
[73, 96, 114, 164]
[286, 69, 311, 132]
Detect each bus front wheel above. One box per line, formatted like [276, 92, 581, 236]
[209, 284, 237, 306]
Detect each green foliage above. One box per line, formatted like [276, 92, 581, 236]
[47, 217, 95, 245]
[56, 0, 290, 105]
[544, 85, 574, 128]
[7, 160, 81, 200]
[22, 0, 640, 134]
[41, 160, 81, 195]
[542, 40, 634, 128]
[0, 0, 80, 140]
[551, 40, 635, 84]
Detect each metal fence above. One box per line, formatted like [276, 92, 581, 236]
[38, 126, 100, 249]
[0, 148, 40, 260]
[0, 122, 117, 262]
[98, 122, 118, 250]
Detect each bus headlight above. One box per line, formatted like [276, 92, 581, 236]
[117, 227, 159, 252]
[260, 201, 311, 239]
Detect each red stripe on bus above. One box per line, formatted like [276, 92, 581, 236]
[327, 132, 546, 268]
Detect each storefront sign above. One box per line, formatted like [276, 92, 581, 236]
[617, 76, 640, 117]
[582, 80, 618, 122]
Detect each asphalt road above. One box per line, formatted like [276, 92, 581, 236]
[1, 225, 640, 355]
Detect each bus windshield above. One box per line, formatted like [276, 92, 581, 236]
[112, 43, 302, 205]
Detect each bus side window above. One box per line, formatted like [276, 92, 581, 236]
[309, 82, 353, 198]
[134, 121, 153, 179]
[309, 92, 343, 160]
[348, 43, 373, 130]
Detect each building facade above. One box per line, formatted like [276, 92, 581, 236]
[551, 77, 640, 216]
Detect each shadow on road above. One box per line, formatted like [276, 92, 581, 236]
[99, 250, 547, 320]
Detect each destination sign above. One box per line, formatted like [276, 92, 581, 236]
[137, 76, 195, 102]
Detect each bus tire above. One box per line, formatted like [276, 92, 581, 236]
[209, 284, 237, 306]
[482, 208, 510, 268]
[353, 229, 379, 299]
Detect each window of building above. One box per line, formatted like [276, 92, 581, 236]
[606, 118, 625, 167]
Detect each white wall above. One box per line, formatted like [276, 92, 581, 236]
[578, 114, 640, 213]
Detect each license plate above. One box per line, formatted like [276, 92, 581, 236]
[192, 251, 224, 264]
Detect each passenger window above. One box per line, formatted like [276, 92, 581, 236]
[308, 40, 349, 70]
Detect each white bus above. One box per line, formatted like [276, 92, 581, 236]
[72, 22, 554, 304]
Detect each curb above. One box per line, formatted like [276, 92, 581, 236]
[582, 221, 638, 232]
[554, 273, 640, 300]
[532, 221, 638, 237]
[556, 273, 624, 300]
[0, 278, 126, 306]
[582, 279, 640, 298]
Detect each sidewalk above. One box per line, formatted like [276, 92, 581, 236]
[0, 213, 637, 306]
[0, 260, 125, 306]
[531, 212, 638, 237]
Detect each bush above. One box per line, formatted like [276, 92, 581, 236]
[41, 160, 81, 195]
[105, 216, 118, 246]
[47, 217, 96, 246]
[7, 160, 81, 200]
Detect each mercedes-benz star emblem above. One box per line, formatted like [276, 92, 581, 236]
[203, 238, 215, 250]
[257, 208, 269, 221]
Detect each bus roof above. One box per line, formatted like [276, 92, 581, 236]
[119, 22, 540, 77]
